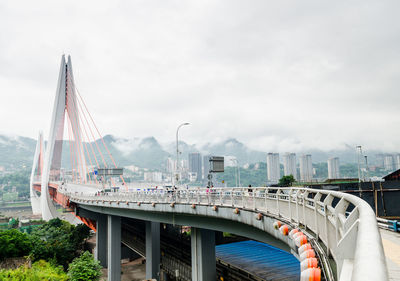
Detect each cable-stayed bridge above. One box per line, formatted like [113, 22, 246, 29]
[30, 56, 388, 281]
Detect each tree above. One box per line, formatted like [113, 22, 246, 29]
[67, 251, 102, 281]
[30, 218, 91, 269]
[278, 175, 295, 187]
[0, 229, 32, 260]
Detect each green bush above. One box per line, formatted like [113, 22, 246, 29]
[0, 229, 32, 260]
[278, 175, 295, 187]
[67, 251, 102, 281]
[0, 260, 68, 281]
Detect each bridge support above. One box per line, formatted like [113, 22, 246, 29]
[146, 221, 160, 280]
[191, 228, 216, 281]
[96, 215, 108, 267]
[30, 131, 43, 215]
[107, 215, 121, 281]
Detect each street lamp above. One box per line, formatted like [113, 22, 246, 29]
[231, 158, 241, 187]
[176, 122, 190, 185]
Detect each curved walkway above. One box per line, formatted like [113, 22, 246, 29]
[67, 186, 388, 281]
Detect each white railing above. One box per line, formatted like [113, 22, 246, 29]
[69, 186, 388, 281]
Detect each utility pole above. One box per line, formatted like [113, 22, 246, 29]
[356, 146, 363, 182]
[175, 123, 190, 185]
[356, 145, 363, 197]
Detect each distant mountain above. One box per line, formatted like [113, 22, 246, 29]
[0, 135, 36, 168]
[200, 138, 266, 164]
[109, 136, 170, 169]
[0, 134, 393, 171]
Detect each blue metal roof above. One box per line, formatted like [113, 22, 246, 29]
[216, 240, 300, 280]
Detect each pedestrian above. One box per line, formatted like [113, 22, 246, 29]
[248, 184, 253, 193]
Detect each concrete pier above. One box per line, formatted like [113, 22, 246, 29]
[191, 228, 216, 281]
[108, 215, 121, 281]
[145, 221, 160, 280]
[96, 215, 108, 267]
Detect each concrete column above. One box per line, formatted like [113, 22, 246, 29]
[191, 228, 216, 281]
[95, 215, 107, 267]
[146, 221, 160, 280]
[107, 215, 121, 281]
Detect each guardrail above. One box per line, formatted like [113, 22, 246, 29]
[68, 186, 388, 281]
[377, 217, 400, 232]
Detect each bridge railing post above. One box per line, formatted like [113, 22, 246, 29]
[313, 192, 322, 239]
[288, 188, 293, 222]
[276, 189, 280, 217]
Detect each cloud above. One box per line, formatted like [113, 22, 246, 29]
[0, 0, 399, 153]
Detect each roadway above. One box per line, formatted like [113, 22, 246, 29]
[381, 229, 400, 281]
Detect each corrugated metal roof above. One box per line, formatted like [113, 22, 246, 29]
[216, 240, 300, 281]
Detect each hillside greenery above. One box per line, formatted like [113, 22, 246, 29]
[0, 260, 68, 281]
[0, 169, 30, 201]
[30, 218, 91, 269]
[214, 163, 267, 187]
[0, 229, 32, 260]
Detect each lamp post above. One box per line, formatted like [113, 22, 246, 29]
[231, 158, 241, 187]
[175, 122, 190, 185]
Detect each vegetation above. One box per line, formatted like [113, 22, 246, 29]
[30, 218, 91, 269]
[0, 218, 93, 279]
[67, 251, 102, 281]
[0, 260, 68, 281]
[278, 175, 295, 187]
[214, 163, 267, 187]
[0, 169, 30, 200]
[0, 229, 32, 260]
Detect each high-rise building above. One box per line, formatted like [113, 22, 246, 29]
[375, 154, 385, 168]
[166, 157, 175, 174]
[283, 153, 297, 179]
[299, 154, 313, 182]
[395, 154, 400, 170]
[384, 155, 395, 171]
[267, 153, 280, 183]
[203, 155, 211, 179]
[188, 152, 202, 181]
[144, 172, 163, 182]
[327, 157, 340, 179]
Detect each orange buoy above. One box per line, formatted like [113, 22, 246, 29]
[279, 225, 289, 236]
[300, 257, 318, 271]
[289, 228, 299, 238]
[292, 231, 304, 239]
[298, 243, 312, 255]
[300, 249, 315, 261]
[273, 221, 282, 230]
[300, 267, 321, 281]
[295, 234, 308, 247]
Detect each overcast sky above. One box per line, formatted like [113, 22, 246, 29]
[0, 0, 399, 152]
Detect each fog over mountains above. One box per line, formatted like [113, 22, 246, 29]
[0, 134, 388, 170]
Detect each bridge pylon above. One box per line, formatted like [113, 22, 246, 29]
[30, 131, 44, 214]
[40, 55, 86, 220]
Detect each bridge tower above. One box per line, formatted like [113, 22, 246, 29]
[41, 55, 86, 220]
[30, 131, 44, 214]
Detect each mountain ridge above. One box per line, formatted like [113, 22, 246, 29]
[0, 134, 391, 170]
